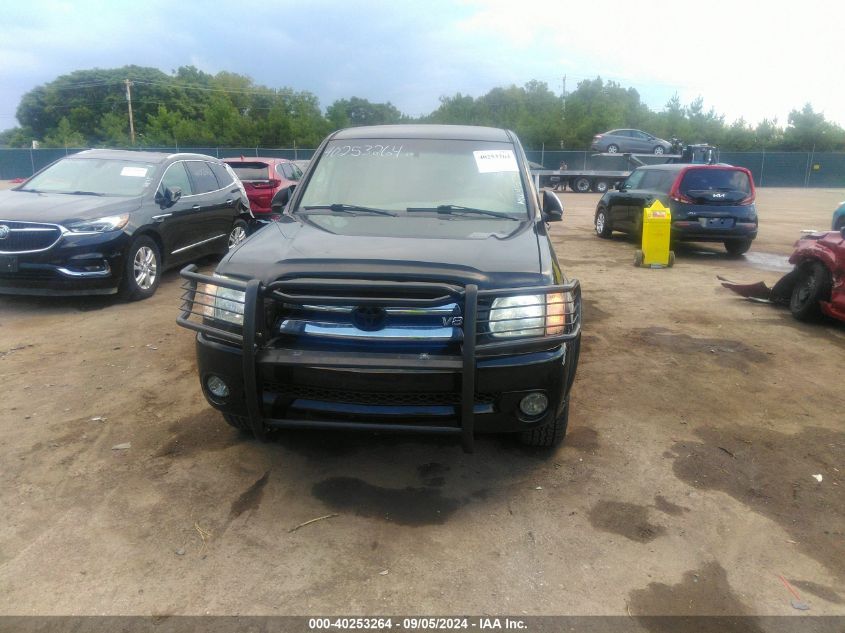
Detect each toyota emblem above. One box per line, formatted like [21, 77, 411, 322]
[0, 225, 9, 240]
[351, 305, 387, 331]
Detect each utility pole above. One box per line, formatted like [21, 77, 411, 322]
[124, 79, 135, 145]
[562, 75, 567, 114]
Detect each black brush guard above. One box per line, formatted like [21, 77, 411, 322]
[177, 264, 582, 452]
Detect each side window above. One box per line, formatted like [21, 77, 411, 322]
[633, 130, 649, 140]
[617, 130, 632, 138]
[291, 164, 303, 180]
[185, 161, 220, 194]
[281, 164, 295, 180]
[159, 162, 193, 196]
[624, 169, 646, 190]
[640, 170, 667, 190]
[209, 162, 233, 188]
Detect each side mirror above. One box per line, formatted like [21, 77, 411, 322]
[159, 186, 181, 207]
[541, 189, 563, 222]
[616, 182, 626, 191]
[271, 184, 296, 211]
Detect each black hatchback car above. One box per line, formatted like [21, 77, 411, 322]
[0, 149, 252, 299]
[178, 125, 582, 452]
[594, 164, 758, 255]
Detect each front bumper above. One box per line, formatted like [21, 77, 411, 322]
[178, 266, 582, 452]
[0, 231, 128, 296]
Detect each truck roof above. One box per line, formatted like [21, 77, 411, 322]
[332, 124, 512, 142]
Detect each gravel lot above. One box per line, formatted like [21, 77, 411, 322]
[0, 186, 843, 618]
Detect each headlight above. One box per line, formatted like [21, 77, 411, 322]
[66, 214, 130, 233]
[199, 275, 245, 325]
[489, 292, 573, 338]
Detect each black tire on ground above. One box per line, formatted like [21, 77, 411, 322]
[519, 402, 570, 448]
[120, 235, 161, 301]
[592, 179, 609, 193]
[789, 262, 832, 322]
[595, 208, 613, 238]
[653, 146, 665, 155]
[724, 238, 752, 256]
[634, 249, 644, 267]
[222, 412, 253, 434]
[227, 218, 249, 250]
[607, 144, 619, 153]
[668, 251, 675, 267]
[572, 177, 592, 193]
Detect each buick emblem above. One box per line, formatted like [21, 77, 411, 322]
[0, 225, 9, 240]
[351, 305, 387, 331]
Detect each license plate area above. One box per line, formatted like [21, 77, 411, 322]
[0, 255, 18, 273]
[699, 217, 735, 229]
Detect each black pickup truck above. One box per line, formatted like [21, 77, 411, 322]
[178, 125, 582, 452]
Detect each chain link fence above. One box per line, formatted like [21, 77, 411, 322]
[0, 147, 843, 188]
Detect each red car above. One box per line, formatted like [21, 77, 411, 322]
[721, 228, 845, 323]
[223, 158, 302, 215]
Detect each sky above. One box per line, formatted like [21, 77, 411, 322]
[0, 0, 842, 134]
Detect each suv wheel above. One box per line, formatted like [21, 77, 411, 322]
[789, 262, 831, 322]
[595, 208, 612, 238]
[120, 235, 161, 301]
[228, 219, 249, 249]
[519, 402, 569, 448]
[724, 238, 752, 256]
[653, 146, 665, 155]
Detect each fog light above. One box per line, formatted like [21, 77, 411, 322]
[206, 375, 230, 399]
[519, 392, 548, 417]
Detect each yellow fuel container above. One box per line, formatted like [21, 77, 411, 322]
[635, 199, 675, 268]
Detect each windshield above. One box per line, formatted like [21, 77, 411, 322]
[297, 138, 529, 219]
[22, 157, 157, 196]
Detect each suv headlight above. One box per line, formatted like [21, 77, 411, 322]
[66, 214, 130, 233]
[199, 275, 245, 325]
[489, 292, 573, 338]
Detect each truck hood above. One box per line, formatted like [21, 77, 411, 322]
[218, 214, 545, 288]
[0, 189, 142, 225]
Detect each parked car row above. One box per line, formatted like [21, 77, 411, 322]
[0, 150, 305, 299]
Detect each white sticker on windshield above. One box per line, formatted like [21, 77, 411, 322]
[120, 166, 148, 177]
[473, 150, 518, 173]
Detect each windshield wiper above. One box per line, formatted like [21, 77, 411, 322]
[301, 203, 397, 217]
[406, 205, 519, 220]
[68, 190, 106, 196]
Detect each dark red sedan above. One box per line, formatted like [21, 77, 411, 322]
[224, 158, 302, 215]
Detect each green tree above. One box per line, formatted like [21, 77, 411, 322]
[43, 117, 86, 147]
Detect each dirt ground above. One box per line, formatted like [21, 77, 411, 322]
[0, 186, 843, 620]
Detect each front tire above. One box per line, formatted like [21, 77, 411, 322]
[519, 402, 569, 448]
[120, 235, 161, 301]
[222, 412, 252, 433]
[724, 238, 752, 256]
[789, 262, 831, 322]
[595, 208, 613, 238]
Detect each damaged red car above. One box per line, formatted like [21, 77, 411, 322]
[721, 228, 845, 323]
